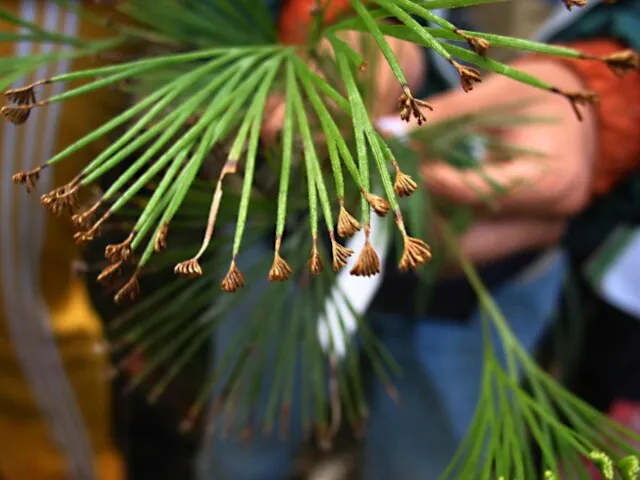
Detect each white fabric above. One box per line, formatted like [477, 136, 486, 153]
[318, 210, 393, 357]
[317, 119, 407, 357]
[598, 230, 640, 319]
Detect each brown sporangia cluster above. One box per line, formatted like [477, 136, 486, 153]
[42, 182, 81, 216]
[174, 258, 204, 279]
[396, 217, 432, 272]
[450, 60, 482, 93]
[363, 190, 390, 217]
[551, 87, 600, 121]
[393, 165, 418, 198]
[11, 167, 43, 193]
[173, 159, 235, 284]
[114, 271, 141, 304]
[221, 260, 245, 293]
[337, 201, 361, 238]
[71, 199, 102, 229]
[268, 242, 293, 281]
[97, 261, 124, 285]
[97, 232, 136, 295]
[398, 84, 433, 125]
[1, 81, 49, 125]
[308, 240, 324, 277]
[595, 50, 640, 77]
[454, 29, 491, 56]
[331, 234, 354, 272]
[350, 226, 381, 277]
[552, 46, 638, 120]
[154, 223, 169, 252]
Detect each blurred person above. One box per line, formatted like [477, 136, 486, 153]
[0, 1, 126, 479]
[405, 0, 640, 456]
[199, 1, 640, 479]
[376, 0, 640, 477]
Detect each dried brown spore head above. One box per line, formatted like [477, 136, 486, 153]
[4, 81, 48, 105]
[41, 193, 66, 216]
[5, 87, 35, 105]
[71, 201, 102, 229]
[308, 244, 324, 277]
[174, 258, 203, 279]
[455, 30, 490, 56]
[393, 169, 417, 197]
[451, 61, 482, 92]
[554, 88, 599, 121]
[399, 236, 432, 272]
[154, 223, 169, 253]
[468, 37, 490, 56]
[97, 260, 124, 286]
[268, 253, 292, 282]
[73, 230, 98, 246]
[350, 240, 380, 277]
[12, 167, 42, 192]
[331, 239, 353, 272]
[43, 183, 80, 215]
[364, 192, 390, 217]
[601, 49, 639, 76]
[105, 233, 134, 263]
[397, 85, 433, 125]
[337, 204, 361, 238]
[221, 261, 245, 292]
[1, 105, 32, 125]
[114, 273, 140, 304]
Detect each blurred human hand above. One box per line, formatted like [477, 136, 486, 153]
[379, 58, 598, 218]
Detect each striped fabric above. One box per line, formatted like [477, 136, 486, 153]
[0, 1, 124, 479]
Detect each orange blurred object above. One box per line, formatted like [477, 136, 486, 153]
[277, 0, 353, 45]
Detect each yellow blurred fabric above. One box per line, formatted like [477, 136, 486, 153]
[0, 1, 127, 479]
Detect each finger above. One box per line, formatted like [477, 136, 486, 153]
[421, 125, 589, 216]
[423, 58, 580, 125]
[422, 157, 550, 206]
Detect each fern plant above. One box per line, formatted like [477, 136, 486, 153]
[2, 0, 640, 478]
